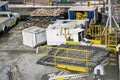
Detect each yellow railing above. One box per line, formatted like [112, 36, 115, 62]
[87, 24, 102, 38]
[87, 24, 102, 44]
[37, 46, 90, 72]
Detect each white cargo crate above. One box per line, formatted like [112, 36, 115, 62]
[22, 26, 46, 47]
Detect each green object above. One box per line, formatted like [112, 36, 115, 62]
[61, 0, 67, 3]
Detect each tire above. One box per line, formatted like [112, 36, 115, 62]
[4, 26, 8, 33]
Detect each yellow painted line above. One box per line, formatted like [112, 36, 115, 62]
[57, 64, 89, 72]
[44, 62, 55, 65]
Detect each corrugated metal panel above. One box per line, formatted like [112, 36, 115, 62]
[6, 0, 25, 4]
[69, 11, 75, 20]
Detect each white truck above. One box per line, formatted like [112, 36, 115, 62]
[0, 12, 20, 33]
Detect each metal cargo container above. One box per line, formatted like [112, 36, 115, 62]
[69, 11, 75, 20]
[22, 26, 46, 47]
[68, 6, 98, 23]
[0, 1, 9, 11]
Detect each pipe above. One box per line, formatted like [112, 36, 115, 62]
[108, 0, 112, 33]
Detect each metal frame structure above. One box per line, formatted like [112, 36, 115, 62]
[103, 0, 119, 53]
[106, 28, 118, 53]
[37, 46, 89, 72]
[87, 24, 101, 38]
[105, 0, 120, 32]
[87, 24, 102, 44]
[37, 45, 110, 73]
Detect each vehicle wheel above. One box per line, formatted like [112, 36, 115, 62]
[4, 26, 8, 33]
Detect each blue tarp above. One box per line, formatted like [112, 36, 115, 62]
[69, 11, 75, 20]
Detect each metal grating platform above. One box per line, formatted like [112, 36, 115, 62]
[37, 44, 110, 72]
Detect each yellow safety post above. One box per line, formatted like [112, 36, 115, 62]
[56, 77, 64, 80]
[86, 51, 89, 73]
[64, 28, 67, 40]
[54, 49, 59, 67]
[48, 0, 50, 5]
[87, 1, 90, 7]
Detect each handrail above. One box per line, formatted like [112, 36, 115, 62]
[37, 46, 90, 72]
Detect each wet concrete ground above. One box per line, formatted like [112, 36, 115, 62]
[0, 23, 58, 80]
[0, 22, 119, 80]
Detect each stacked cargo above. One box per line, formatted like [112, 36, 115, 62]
[31, 8, 65, 17]
[75, 11, 88, 20]
[16, 18, 54, 30]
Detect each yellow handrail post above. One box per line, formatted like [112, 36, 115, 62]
[48, 0, 50, 5]
[54, 49, 59, 67]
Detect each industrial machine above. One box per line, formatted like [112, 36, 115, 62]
[37, 0, 120, 78]
[46, 20, 87, 45]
